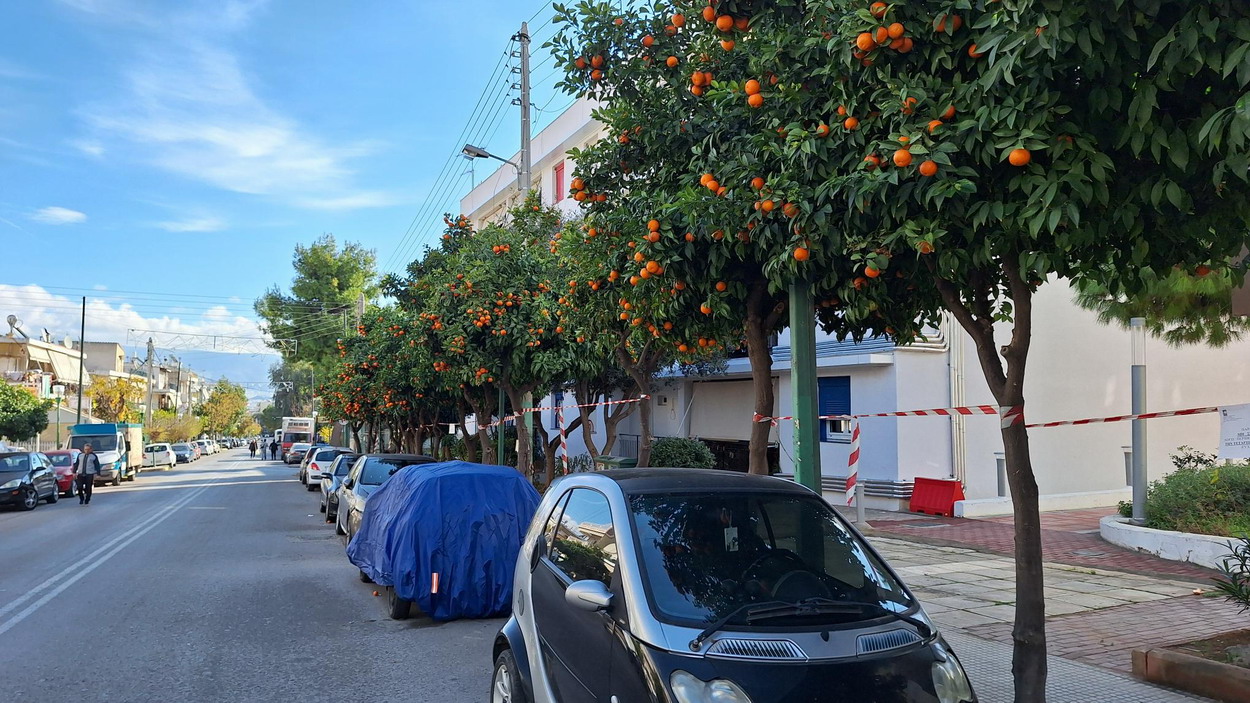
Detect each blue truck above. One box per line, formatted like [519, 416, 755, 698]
[67, 423, 144, 486]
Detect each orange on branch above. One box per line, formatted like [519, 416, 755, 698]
[1008, 148, 1032, 166]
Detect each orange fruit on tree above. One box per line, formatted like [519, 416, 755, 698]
[672, 13, 685, 27]
[706, 179, 719, 192]
[865, 265, 881, 278]
[856, 32, 876, 52]
[899, 135, 911, 144]
[734, 16, 749, 31]
[633, 251, 645, 262]
[837, 105, 847, 116]
[968, 43, 984, 58]
[927, 119, 943, 133]
[685, 231, 695, 242]
[646, 261, 661, 274]
[690, 85, 704, 96]
[715, 281, 727, 292]
[1008, 148, 1032, 166]
[888, 22, 905, 39]
[1196, 264, 1212, 277]
[815, 123, 831, 138]
[744, 78, 761, 95]
[793, 247, 810, 261]
[893, 148, 913, 167]
[750, 176, 765, 190]
[935, 14, 962, 32]
[591, 69, 604, 80]
[629, 275, 640, 286]
[642, 34, 655, 47]
[700, 172, 713, 185]
[747, 92, 763, 107]
[712, 229, 725, 240]
[666, 55, 679, 67]
[639, 269, 651, 279]
[678, 344, 689, 353]
[918, 241, 935, 254]
[864, 154, 882, 170]
[575, 56, 587, 69]
[844, 116, 860, 130]
[721, 39, 736, 51]
[591, 55, 604, 68]
[918, 160, 938, 177]
[761, 199, 775, 212]
[663, 321, 674, 330]
[700, 303, 713, 315]
[874, 26, 889, 45]
[898, 37, 914, 53]
[889, 37, 907, 50]
[782, 202, 800, 218]
[571, 176, 584, 190]
[902, 96, 918, 114]
[870, 2, 888, 19]
[715, 15, 733, 32]
[716, 186, 727, 196]
[647, 218, 660, 231]
[702, 5, 716, 22]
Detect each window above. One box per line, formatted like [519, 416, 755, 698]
[553, 160, 566, 202]
[549, 489, 617, 585]
[818, 376, 852, 442]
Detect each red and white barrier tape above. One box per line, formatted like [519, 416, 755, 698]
[479, 395, 650, 430]
[753, 405, 1018, 426]
[845, 418, 860, 507]
[1024, 405, 1219, 429]
[556, 405, 569, 473]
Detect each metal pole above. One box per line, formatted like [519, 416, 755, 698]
[355, 293, 365, 332]
[1130, 317, 1148, 524]
[145, 338, 155, 424]
[855, 479, 865, 524]
[518, 21, 532, 194]
[497, 386, 506, 463]
[995, 451, 1007, 497]
[75, 296, 85, 423]
[788, 280, 822, 491]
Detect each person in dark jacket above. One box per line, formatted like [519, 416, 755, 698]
[75, 443, 102, 505]
[268, 439, 279, 461]
[248, 439, 257, 459]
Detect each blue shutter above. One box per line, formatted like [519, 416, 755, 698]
[817, 377, 851, 442]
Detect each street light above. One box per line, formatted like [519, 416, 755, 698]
[461, 143, 520, 172]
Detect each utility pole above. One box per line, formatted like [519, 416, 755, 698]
[75, 296, 85, 423]
[355, 292, 365, 333]
[145, 338, 156, 424]
[1130, 317, 1148, 524]
[516, 21, 532, 193]
[173, 356, 183, 415]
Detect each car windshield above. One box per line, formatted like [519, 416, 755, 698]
[70, 435, 117, 451]
[0, 454, 31, 473]
[628, 492, 915, 627]
[291, 443, 310, 452]
[359, 457, 416, 485]
[313, 448, 342, 461]
[332, 456, 358, 476]
[145, 445, 164, 452]
[284, 432, 311, 444]
[172, 444, 190, 451]
[47, 454, 74, 467]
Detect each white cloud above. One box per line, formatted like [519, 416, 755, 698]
[71, 140, 105, 157]
[92, 284, 108, 291]
[69, 2, 394, 212]
[0, 283, 269, 354]
[154, 215, 225, 232]
[30, 206, 87, 224]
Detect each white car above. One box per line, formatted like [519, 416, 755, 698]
[142, 443, 177, 470]
[195, 440, 214, 455]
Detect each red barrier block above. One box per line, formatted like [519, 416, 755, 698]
[909, 477, 965, 517]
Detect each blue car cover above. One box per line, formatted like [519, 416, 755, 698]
[346, 460, 541, 621]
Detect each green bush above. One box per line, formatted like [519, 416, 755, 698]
[1134, 448, 1250, 537]
[649, 437, 715, 469]
[567, 453, 595, 473]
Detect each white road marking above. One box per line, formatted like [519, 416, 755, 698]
[0, 463, 238, 635]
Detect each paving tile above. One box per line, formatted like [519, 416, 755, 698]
[1042, 600, 1087, 616]
[1050, 593, 1128, 609]
[931, 609, 1002, 629]
[1096, 587, 1175, 603]
[921, 594, 997, 610]
[964, 604, 1018, 622]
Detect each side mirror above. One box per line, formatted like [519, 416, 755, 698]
[565, 580, 613, 612]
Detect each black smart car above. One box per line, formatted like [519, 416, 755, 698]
[491, 469, 975, 703]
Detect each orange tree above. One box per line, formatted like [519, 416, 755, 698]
[554, 0, 1250, 699]
[398, 195, 590, 482]
[319, 334, 381, 450]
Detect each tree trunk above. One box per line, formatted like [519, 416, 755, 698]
[745, 279, 783, 475]
[574, 381, 601, 458]
[464, 390, 495, 463]
[934, 261, 1046, 703]
[504, 385, 535, 476]
[350, 422, 363, 452]
[600, 390, 638, 456]
[616, 342, 655, 467]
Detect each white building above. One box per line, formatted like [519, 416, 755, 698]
[460, 99, 1250, 514]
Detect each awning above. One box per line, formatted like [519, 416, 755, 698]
[48, 352, 89, 387]
[25, 344, 53, 365]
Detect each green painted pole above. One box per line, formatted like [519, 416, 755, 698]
[789, 280, 822, 492]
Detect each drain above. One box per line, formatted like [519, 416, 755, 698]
[1070, 548, 1107, 557]
[902, 521, 951, 529]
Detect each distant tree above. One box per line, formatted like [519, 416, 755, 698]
[1075, 267, 1250, 347]
[0, 384, 51, 441]
[255, 234, 379, 372]
[254, 406, 282, 433]
[196, 380, 248, 436]
[85, 377, 145, 423]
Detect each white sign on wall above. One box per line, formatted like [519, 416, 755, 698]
[1219, 404, 1250, 459]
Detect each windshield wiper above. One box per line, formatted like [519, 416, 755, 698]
[688, 598, 930, 652]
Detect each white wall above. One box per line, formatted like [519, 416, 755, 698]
[959, 280, 1250, 500]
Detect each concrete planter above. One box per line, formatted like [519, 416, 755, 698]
[1100, 516, 1234, 571]
[1133, 647, 1250, 703]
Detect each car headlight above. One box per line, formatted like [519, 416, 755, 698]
[0, 478, 21, 490]
[670, 670, 753, 703]
[931, 641, 975, 703]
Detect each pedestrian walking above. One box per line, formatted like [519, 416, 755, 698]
[74, 443, 101, 505]
[269, 439, 279, 461]
[248, 439, 257, 459]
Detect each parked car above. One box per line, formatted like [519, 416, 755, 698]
[143, 443, 177, 470]
[348, 461, 541, 621]
[0, 451, 60, 510]
[43, 449, 81, 498]
[191, 442, 203, 460]
[319, 452, 359, 521]
[170, 443, 196, 463]
[301, 446, 350, 491]
[285, 442, 312, 465]
[335, 454, 436, 540]
[491, 469, 976, 703]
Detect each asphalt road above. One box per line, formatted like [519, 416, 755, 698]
[0, 449, 501, 703]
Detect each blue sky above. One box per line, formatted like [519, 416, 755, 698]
[0, 0, 568, 382]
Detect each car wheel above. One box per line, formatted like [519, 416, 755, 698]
[491, 649, 528, 703]
[387, 588, 411, 620]
[306, 482, 318, 492]
[46, 487, 58, 504]
[20, 487, 38, 511]
[111, 473, 121, 487]
[358, 569, 373, 584]
[319, 497, 326, 513]
[64, 481, 76, 499]
[334, 514, 345, 534]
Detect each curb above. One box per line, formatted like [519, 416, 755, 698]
[1133, 647, 1250, 703]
